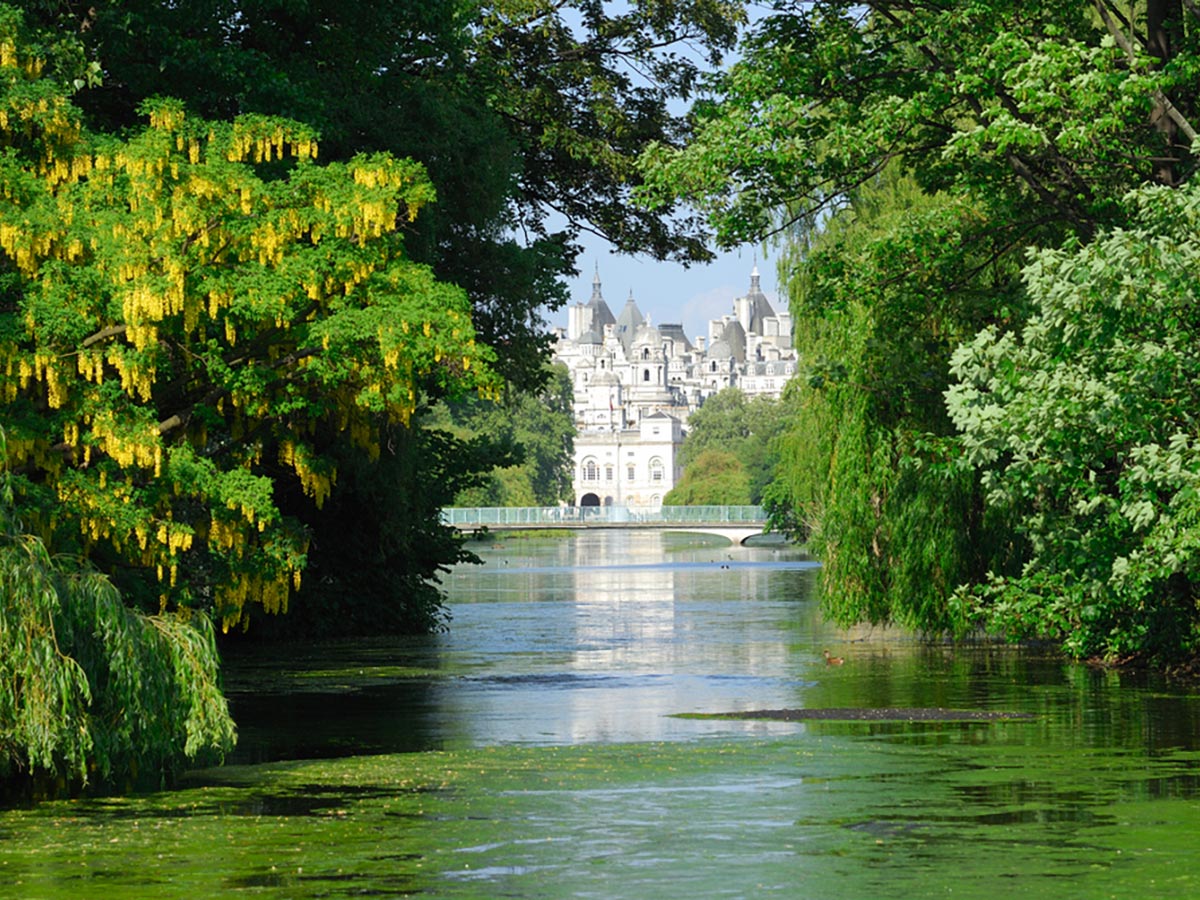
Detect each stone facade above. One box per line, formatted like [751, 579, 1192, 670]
[574, 412, 684, 510]
[553, 266, 798, 509]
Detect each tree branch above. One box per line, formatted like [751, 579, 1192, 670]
[1005, 152, 1094, 241]
[1093, 0, 1198, 165]
[81, 324, 127, 348]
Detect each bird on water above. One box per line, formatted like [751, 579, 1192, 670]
[823, 649, 844, 665]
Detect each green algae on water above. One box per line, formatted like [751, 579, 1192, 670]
[4, 738, 1200, 900]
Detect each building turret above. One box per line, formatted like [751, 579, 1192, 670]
[734, 264, 777, 336]
[614, 290, 645, 354]
[569, 264, 617, 340]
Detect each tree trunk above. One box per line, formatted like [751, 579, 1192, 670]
[1147, 0, 1187, 184]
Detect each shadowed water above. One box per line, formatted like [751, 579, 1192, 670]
[2, 530, 1199, 899]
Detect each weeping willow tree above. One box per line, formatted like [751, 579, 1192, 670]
[761, 172, 1025, 632]
[0, 430, 236, 795]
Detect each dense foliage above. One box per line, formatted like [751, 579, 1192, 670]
[663, 448, 751, 506]
[641, 1, 1195, 244]
[666, 387, 784, 505]
[761, 171, 1021, 631]
[948, 184, 1200, 661]
[641, 1, 1200, 662]
[426, 364, 575, 508]
[1, 430, 235, 794]
[0, 6, 498, 629]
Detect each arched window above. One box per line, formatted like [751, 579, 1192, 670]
[642, 347, 650, 360]
[643, 369, 650, 382]
[583, 457, 599, 482]
[710, 360, 717, 372]
[649, 457, 664, 482]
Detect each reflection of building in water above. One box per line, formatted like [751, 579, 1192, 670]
[437, 531, 811, 746]
[562, 532, 797, 743]
[565, 533, 681, 742]
[572, 554, 678, 660]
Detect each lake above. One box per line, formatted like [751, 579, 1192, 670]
[2, 530, 1199, 899]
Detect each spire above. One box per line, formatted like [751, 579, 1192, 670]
[584, 266, 616, 331]
[614, 288, 645, 353]
[590, 262, 603, 304]
[741, 259, 775, 332]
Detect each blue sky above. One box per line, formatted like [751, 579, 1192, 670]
[560, 235, 783, 343]
[549, 3, 785, 342]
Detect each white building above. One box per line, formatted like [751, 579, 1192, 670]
[575, 412, 684, 509]
[554, 265, 797, 509]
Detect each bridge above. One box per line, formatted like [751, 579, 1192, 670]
[441, 505, 770, 545]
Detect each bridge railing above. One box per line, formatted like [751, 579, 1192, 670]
[441, 505, 766, 528]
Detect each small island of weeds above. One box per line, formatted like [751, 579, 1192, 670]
[676, 708, 1036, 722]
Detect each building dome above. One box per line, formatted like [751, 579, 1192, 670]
[707, 339, 733, 360]
[593, 370, 620, 387]
[632, 320, 661, 350]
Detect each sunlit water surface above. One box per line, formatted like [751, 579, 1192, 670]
[3, 530, 1200, 899]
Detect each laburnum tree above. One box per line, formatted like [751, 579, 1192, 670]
[0, 6, 499, 631]
[16, 1, 746, 636]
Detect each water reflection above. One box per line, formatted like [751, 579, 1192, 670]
[225, 529, 1200, 763]
[9, 530, 1200, 900]
[223, 530, 821, 760]
[429, 530, 822, 746]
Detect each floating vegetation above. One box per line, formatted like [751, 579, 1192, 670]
[676, 708, 1037, 722]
